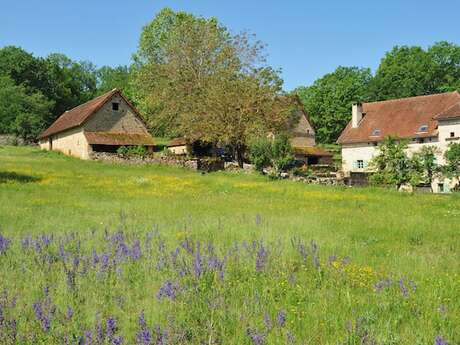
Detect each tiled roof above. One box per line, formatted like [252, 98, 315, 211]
[337, 92, 460, 144]
[39, 89, 118, 139]
[435, 102, 460, 120]
[293, 146, 333, 157]
[84, 132, 155, 146]
[168, 138, 187, 147]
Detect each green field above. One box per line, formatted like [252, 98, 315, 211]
[0, 146, 459, 344]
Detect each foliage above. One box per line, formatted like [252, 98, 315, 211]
[411, 146, 441, 188]
[116, 145, 148, 157]
[369, 137, 416, 189]
[443, 142, 460, 179]
[295, 66, 372, 143]
[0, 76, 53, 142]
[249, 133, 294, 174]
[96, 65, 132, 96]
[0, 146, 459, 344]
[249, 137, 272, 171]
[133, 9, 292, 166]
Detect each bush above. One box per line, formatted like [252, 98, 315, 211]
[248, 138, 271, 172]
[249, 134, 295, 176]
[116, 145, 148, 157]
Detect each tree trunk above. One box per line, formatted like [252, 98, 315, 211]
[235, 145, 244, 168]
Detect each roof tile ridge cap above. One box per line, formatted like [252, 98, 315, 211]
[363, 91, 458, 106]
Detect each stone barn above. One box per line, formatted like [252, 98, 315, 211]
[39, 89, 154, 159]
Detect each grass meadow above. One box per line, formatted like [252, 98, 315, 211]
[0, 146, 459, 344]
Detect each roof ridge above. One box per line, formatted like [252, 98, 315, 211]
[63, 89, 118, 114]
[363, 91, 459, 106]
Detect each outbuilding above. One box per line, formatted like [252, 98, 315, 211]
[39, 89, 155, 159]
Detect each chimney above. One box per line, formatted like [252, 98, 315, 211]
[352, 102, 363, 128]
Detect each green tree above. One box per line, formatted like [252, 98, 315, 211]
[0, 76, 53, 142]
[443, 142, 460, 179]
[428, 41, 460, 92]
[411, 146, 441, 191]
[249, 133, 294, 174]
[295, 66, 372, 144]
[134, 9, 291, 166]
[96, 65, 131, 95]
[370, 45, 437, 100]
[369, 137, 414, 189]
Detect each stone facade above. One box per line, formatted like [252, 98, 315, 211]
[290, 109, 316, 147]
[39, 127, 91, 159]
[84, 94, 148, 135]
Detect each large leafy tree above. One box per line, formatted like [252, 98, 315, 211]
[0, 76, 53, 142]
[295, 66, 372, 144]
[96, 65, 131, 95]
[369, 46, 437, 100]
[134, 9, 292, 165]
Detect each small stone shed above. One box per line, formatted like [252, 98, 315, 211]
[39, 89, 154, 159]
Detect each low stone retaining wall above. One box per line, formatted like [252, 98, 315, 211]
[90, 152, 199, 170]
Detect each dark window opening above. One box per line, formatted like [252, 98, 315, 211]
[357, 160, 364, 169]
[307, 156, 319, 165]
[91, 144, 122, 153]
[451, 132, 455, 138]
[112, 102, 119, 111]
[417, 138, 425, 144]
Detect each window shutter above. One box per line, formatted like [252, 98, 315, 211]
[352, 161, 357, 170]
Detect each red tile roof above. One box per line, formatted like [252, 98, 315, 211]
[337, 92, 460, 144]
[293, 146, 333, 157]
[84, 132, 155, 146]
[435, 102, 460, 120]
[39, 89, 118, 139]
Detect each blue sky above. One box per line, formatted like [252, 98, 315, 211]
[2, 0, 460, 91]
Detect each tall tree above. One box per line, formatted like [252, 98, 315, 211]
[134, 9, 292, 165]
[0, 76, 53, 142]
[96, 66, 131, 95]
[369, 46, 437, 100]
[295, 66, 372, 144]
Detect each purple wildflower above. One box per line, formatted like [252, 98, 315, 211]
[131, 240, 142, 260]
[246, 328, 265, 345]
[112, 336, 123, 345]
[157, 281, 179, 301]
[276, 310, 286, 328]
[263, 312, 272, 330]
[0, 234, 11, 255]
[435, 336, 448, 345]
[193, 242, 203, 277]
[255, 244, 267, 272]
[106, 316, 117, 340]
[137, 311, 152, 345]
[33, 301, 51, 332]
[65, 306, 74, 320]
[399, 279, 409, 298]
[154, 324, 167, 345]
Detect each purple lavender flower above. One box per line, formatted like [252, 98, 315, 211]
[435, 336, 448, 345]
[399, 279, 409, 298]
[137, 311, 152, 345]
[276, 310, 286, 328]
[154, 325, 167, 345]
[112, 335, 123, 345]
[33, 301, 50, 332]
[255, 244, 267, 272]
[246, 328, 265, 345]
[65, 306, 74, 320]
[0, 234, 11, 255]
[131, 240, 142, 260]
[156, 281, 179, 301]
[193, 242, 203, 277]
[106, 316, 117, 340]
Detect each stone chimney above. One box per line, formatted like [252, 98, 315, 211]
[352, 102, 363, 128]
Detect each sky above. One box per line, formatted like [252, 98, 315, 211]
[2, 0, 460, 91]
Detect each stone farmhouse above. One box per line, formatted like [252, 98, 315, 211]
[337, 91, 460, 192]
[39, 89, 155, 159]
[289, 97, 333, 165]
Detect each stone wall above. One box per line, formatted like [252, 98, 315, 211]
[90, 152, 199, 170]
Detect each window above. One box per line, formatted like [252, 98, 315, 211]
[450, 132, 455, 138]
[112, 102, 119, 111]
[418, 125, 428, 133]
[371, 129, 381, 136]
[417, 138, 425, 144]
[357, 160, 364, 169]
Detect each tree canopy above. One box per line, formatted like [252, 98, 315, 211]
[295, 66, 372, 144]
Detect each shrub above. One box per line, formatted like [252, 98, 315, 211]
[116, 145, 148, 157]
[249, 134, 295, 175]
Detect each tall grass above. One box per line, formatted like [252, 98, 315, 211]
[0, 146, 459, 344]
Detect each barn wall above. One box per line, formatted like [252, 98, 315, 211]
[44, 127, 91, 160]
[84, 94, 148, 134]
